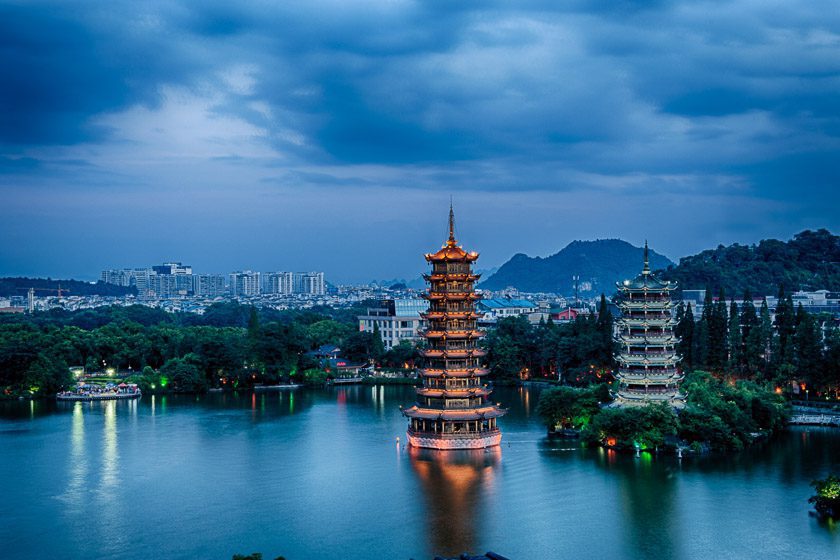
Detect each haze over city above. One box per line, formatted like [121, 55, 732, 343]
[2, 1, 839, 283]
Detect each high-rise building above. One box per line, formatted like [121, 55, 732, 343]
[613, 243, 685, 408]
[402, 205, 506, 449]
[265, 271, 326, 295]
[152, 262, 192, 276]
[299, 272, 325, 295]
[193, 274, 226, 297]
[229, 271, 261, 297]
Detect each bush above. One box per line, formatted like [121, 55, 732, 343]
[582, 403, 678, 451]
[809, 475, 840, 519]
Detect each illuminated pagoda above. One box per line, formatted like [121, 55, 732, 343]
[613, 242, 685, 408]
[402, 204, 506, 449]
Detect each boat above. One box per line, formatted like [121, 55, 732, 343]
[252, 383, 303, 391]
[57, 383, 141, 401]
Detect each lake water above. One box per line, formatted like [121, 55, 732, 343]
[1, 385, 839, 560]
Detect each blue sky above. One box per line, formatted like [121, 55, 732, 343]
[1, 1, 838, 283]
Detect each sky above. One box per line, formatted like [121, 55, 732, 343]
[1, 1, 838, 284]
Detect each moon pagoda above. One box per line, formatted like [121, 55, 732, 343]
[402, 205, 506, 449]
[613, 242, 685, 408]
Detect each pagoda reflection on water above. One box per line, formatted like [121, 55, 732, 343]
[613, 242, 685, 408]
[401, 204, 506, 449]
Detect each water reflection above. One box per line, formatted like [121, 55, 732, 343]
[409, 447, 501, 556]
[63, 402, 88, 514]
[100, 401, 119, 492]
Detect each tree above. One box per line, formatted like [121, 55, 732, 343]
[161, 354, 206, 393]
[774, 285, 796, 367]
[741, 293, 761, 376]
[809, 475, 840, 519]
[594, 294, 615, 367]
[675, 303, 695, 369]
[705, 289, 729, 371]
[794, 306, 823, 388]
[536, 385, 601, 429]
[727, 299, 742, 375]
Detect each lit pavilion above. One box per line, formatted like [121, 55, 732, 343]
[613, 242, 685, 408]
[402, 205, 506, 449]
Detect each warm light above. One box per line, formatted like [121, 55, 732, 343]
[106, 368, 116, 377]
[774, 387, 782, 394]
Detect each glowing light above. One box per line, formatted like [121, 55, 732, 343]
[159, 376, 168, 388]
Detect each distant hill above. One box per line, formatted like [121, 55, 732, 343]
[481, 239, 673, 295]
[0, 277, 136, 298]
[658, 229, 840, 296]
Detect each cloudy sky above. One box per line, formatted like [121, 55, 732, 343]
[2, 1, 838, 283]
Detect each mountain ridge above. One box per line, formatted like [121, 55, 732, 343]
[481, 239, 673, 295]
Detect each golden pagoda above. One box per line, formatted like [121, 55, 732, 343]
[402, 204, 506, 449]
[613, 242, 685, 408]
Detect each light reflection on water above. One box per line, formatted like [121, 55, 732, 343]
[409, 447, 501, 556]
[1, 385, 839, 560]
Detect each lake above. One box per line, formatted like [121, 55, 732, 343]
[1, 384, 839, 560]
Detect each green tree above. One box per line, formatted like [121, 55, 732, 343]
[774, 285, 796, 367]
[536, 385, 601, 429]
[675, 302, 695, 369]
[161, 354, 206, 393]
[794, 306, 823, 388]
[727, 299, 742, 375]
[809, 475, 840, 519]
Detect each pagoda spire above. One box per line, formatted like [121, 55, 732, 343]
[447, 198, 456, 246]
[642, 240, 650, 275]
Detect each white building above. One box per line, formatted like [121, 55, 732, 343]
[229, 271, 261, 297]
[193, 274, 226, 297]
[265, 271, 326, 295]
[358, 299, 428, 350]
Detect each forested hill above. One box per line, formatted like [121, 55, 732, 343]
[657, 229, 840, 296]
[480, 239, 673, 295]
[0, 277, 135, 298]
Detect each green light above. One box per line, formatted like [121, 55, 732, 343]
[159, 376, 168, 388]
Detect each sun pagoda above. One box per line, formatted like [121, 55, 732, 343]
[613, 242, 685, 408]
[402, 205, 505, 449]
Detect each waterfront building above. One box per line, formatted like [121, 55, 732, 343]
[402, 205, 506, 449]
[613, 242, 685, 408]
[358, 298, 428, 350]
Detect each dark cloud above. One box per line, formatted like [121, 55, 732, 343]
[0, 1, 838, 280]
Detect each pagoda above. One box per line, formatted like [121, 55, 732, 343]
[402, 205, 506, 449]
[613, 242, 685, 408]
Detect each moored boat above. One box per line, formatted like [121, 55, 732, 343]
[57, 383, 141, 401]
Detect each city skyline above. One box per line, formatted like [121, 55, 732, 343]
[2, 1, 839, 283]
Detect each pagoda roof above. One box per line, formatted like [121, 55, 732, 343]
[402, 405, 506, 420]
[425, 202, 479, 262]
[616, 241, 676, 290]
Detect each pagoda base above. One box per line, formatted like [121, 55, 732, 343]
[406, 429, 502, 450]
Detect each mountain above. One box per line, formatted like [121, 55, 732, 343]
[481, 239, 673, 295]
[658, 229, 840, 296]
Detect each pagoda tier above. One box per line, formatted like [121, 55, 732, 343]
[402, 204, 506, 450]
[612, 242, 685, 409]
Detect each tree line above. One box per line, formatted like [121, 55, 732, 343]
[483, 295, 615, 383]
[0, 302, 416, 397]
[675, 286, 840, 398]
